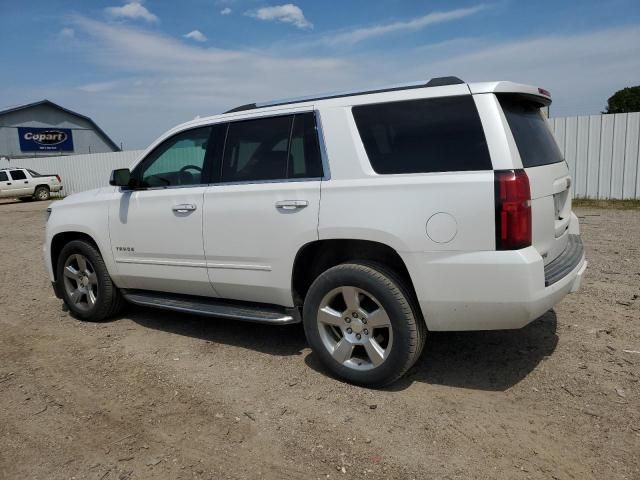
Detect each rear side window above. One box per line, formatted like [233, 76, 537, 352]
[222, 115, 291, 182]
[352, 96, 492, 174]
[9, 170, 27, 180]
[0, 171, 8, 182]
[220, 113, 323, 182]
[498, 95, 563, 168]
[289, 113, 323, 179]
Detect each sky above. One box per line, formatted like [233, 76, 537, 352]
[1, 0, 639, 149]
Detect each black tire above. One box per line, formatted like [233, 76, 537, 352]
[56, 240, 125, 321]
[303, 262, 426, 387]
[34, 186, 50, 201]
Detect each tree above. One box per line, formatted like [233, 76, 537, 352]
[604, 86, 640, 114]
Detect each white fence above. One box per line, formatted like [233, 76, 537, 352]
[549, 112, 640, 199]
[2, 112, 640, 200]
[0, 150, 143, 197]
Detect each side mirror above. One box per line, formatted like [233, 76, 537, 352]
[109, 168, 132, 187]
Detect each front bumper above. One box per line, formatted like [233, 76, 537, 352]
[43, 243, 55, 282]
[44, 242, 61, 298]
[51, 280, 63, 299]
[403, 235, 586, 331]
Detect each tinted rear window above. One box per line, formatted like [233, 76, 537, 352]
[499, 95, 564, 168]
[220, 113, 323, 183]
[352, 96, 492, 174]
[221, 115, 292, 182]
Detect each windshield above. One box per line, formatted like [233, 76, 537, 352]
[27, 169, 41, 176]
[498, 94, 564, 168]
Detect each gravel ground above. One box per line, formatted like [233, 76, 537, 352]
[0, 198, 638, 480]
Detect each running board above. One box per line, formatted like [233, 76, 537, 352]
[121, 290, 300, 325]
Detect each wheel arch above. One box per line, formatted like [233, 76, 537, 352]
[291, 239, 418, 307]
[50, 231, 102, 281]
[33, 184, 51, 200]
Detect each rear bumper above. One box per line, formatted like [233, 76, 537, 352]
[403, 235, 586, 331]
[51, 185, 63, 192]
[545, 235, 583, 286]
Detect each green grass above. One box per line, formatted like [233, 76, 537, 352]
[573, 198, 640, 210]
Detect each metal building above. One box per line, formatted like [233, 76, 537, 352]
[0, 99, 120, 160]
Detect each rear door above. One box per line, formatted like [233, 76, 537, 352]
[202, 111, 323, 307]
[498, 94, 571, 264]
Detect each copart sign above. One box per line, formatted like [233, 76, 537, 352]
[18, 127, 74, 152]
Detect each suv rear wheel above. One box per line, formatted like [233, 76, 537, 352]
[56, 240, 124, 321]
[303, 262, 426, 387]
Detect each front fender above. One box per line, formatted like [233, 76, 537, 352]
[45, 188, 120, 284]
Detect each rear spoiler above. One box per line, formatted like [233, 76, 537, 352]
[469, 81, 552, 106]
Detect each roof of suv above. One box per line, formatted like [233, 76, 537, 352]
[159, 77, 552, 145]
[223, 77, 552, 115]
[224, 76, 468, 113]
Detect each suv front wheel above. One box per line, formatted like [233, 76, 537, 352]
[56, 240, 124, 321]
[303, 262, 426, 387]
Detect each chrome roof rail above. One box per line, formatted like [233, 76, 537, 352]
[223, 76, 465, 114]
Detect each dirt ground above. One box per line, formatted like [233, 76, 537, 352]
[0, 199, 638, 480]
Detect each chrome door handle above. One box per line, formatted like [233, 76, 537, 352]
[172, 203, 197, 213]
[275, 200, 309, 211]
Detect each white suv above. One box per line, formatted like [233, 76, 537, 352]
[45, 77, 587, 386]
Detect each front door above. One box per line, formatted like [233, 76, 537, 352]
[0, 171, 12, 198]
[203, 111, 324, 307]
[7, 170, 30, 196]
[108, 126, 217, 296]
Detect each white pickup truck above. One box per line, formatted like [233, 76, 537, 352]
[0, 167, 63, 201]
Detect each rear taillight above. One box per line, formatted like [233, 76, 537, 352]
[495, 169, 531, 250]
[55, 175, 61, 183]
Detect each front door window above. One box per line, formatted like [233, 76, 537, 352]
[137, 127, 213, 188]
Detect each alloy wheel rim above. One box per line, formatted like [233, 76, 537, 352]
[62, 254, 98, 312]
[38, 190, 48, 199]
[317, 286, 393, 371]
